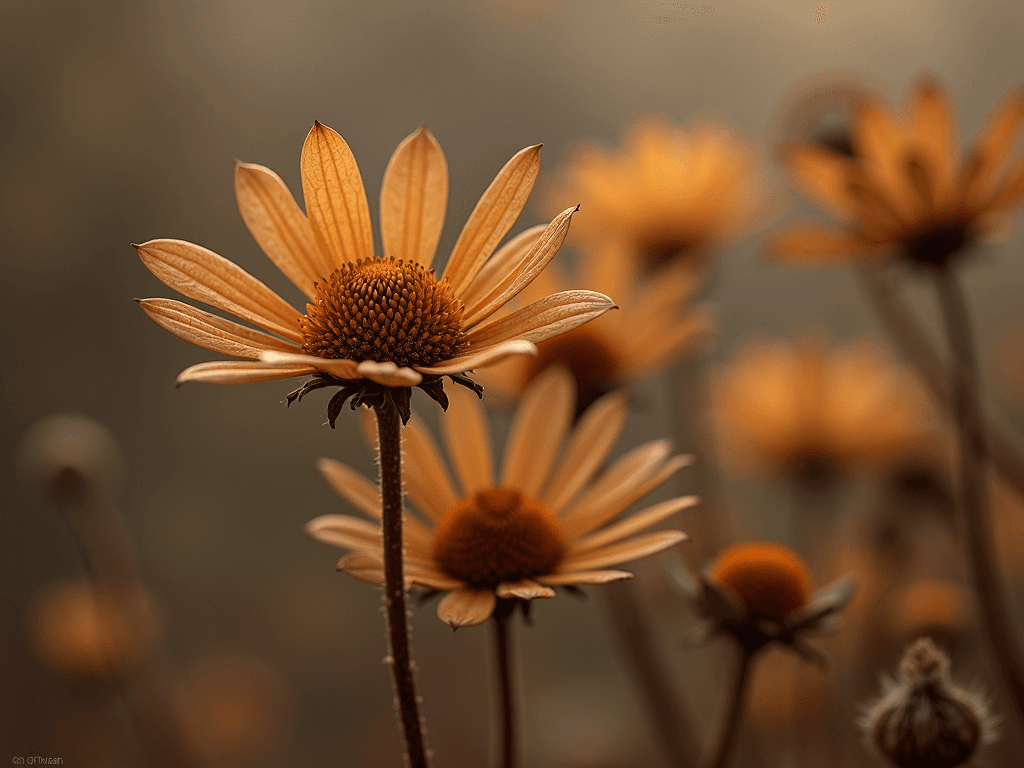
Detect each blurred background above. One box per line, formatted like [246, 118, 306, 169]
[3, 0, 1024, 766]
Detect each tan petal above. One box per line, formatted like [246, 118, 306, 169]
[437, 588, 497, 628]
[316, 458, 381, 519]
[304, 514, 380, 553]
[258, 350, 361, 379]
[415, 339, 537, 376]
[135, 239, 303, 342]
[462, 205, 578, 328]
[440, 384, 494, 494]
[175, 360, 315, 386]
[442, 145, 542, 295]
[137, 298, 298, 359]
[464, 291, 616, 349]
[558, 531, 687, 572]
[496, 579, 556, 600]
[336, 552, 386, 586]
[458, 224, 546, 309]
[784, 144, 858, 219]
[910, 78, 958, 203]
[407, 568, 464, 591]
[543, 390, 629, 514]
[988, 158, 1024, 212]
[300, 121, 374, 268]
[234, 160, 328, 297]
[535, 570, 633, 586]
[356, 360, 423, 387]
[403, 420, 459, 522]
[767, 225, 881, 267]
[500, 366, 575, 497]
[380, 125, 448, 268]
[962, 87, 1024, 207]
[569, 495, 699, 554]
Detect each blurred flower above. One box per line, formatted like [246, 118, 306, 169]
[307, 367, 695, 628]
[477, 240, 713, 413]
[888, 579, 973, 659]
[772, 76, 1024, 268]
[860, 637, 998, 768]
[675, 540, 855, 660]
[711, 335, 935, 486]
[136, 123, 614, 423]
[544, 115, 764, 272]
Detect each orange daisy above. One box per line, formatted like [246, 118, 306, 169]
[306, 367, 696, 628]
[136, 123, 615, 422]
[772, 76, 1024, 268]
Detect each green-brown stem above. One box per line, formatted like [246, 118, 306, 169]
[492, 599, 517, 768]
[700, 643, 753, 768]
[375, 398, 430, 768]
[934, 267, 1024, 734]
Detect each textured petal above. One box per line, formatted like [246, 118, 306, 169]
[137, 298, 298, 359]
[500, 366, 575, 497]
[462, 205, 578, 328]
[496, 579, 556, 600]
[355, 360, 423, 387]
[440, 384, 493, 494]
[301, 121, 374, 268]
[464, 291, 617, 349]
[403, 419, 459, 522]
[437, 589, 497, 628]
[175, 360, 315, 386]
[535, 570, 633, 586]
[442, 145, 542, 295]
[558, 531, 688, 572]
[543, 390, 629, 514]
[234, 160, 328, 297]
[316, 458, 382, 519]
[135, 239, 304, 342]
[380, 125, 448, 268]
[415, 339, 537, 376]
[258, 350, 361, 379]
[767, 225, 881, 267]
[458, 224, 546, 309]
[569, 496, 698, 554]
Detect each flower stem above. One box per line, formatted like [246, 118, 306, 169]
[701, 644, 753, 768]
[375, 397, 430, 768]
[933, 266, 1024, 735]
[492, 599, 517, 768]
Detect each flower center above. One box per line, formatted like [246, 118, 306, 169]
[902, 216, 974, 268]
[524, 325, 622, 416]
[433, 488, 565, 587]
[300, 257, 468, 368]
[710, 541, 812, 621]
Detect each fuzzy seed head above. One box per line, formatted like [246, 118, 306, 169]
[710, 541, 813, 620]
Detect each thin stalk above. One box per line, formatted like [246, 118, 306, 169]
[858, 266, 1024, 499]
[492, 599, 517, 768]
[700, 644, 753, 768]
[933, 267, 1024, 733]
[375, 398, 430, 768]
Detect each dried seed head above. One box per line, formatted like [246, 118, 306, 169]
[433, 488, 565, 586]
[300, 257, 467, 368]
[710, 541, 813, 620]
[860, 637, 998, 768]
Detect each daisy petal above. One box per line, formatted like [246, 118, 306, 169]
[380, 125, 449, 268]
[301, 121, 374, 268]
[258, 350, 361, 380]
[458, 224, 546, 309]
[175, 360, 315, 386]
[441, 384, 494, 494]
[962, 87, 1024, 206]
[135, 239, 304, 342]
[234, 160, 327, 297]
[407, 569, 465, 592]
[316, 458, 381, 519]
[336, 552, 386, 586]
[911, 77, 957, 202]
[569, 496, 699, 554]
[767, 225, 881, 267]
[415, 339, 537, 376]
[500, 367, 575, 497]
[137, 298, 298, 359]
[403, 420, 459, 522]
[304, 514, 381, 553]
[536, 570, 633, 586]
[437, 588, 497, 629]
[559, 531, 688, 573]
[784, 144, 858, 219]
[443, 145, 542, 295]
[496, 580, 556, 600]
[988, 158, 1024, 212]
[355, 360, 423, 387]
[465, 291, 617, 349]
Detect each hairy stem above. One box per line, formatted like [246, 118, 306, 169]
[701, 644, 753, 768]
[492, 600, 517, 768]
[375, 398, 430, 768]
[934, 267, 1024, 734]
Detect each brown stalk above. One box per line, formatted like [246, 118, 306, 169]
[492, 599, 518, 768]
[700, 643, 753, 768]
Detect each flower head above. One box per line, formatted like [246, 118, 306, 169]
[544, 115, 763, 272]
[136, 123, 615, 423]
[306, 366, 695, 628]
[772, 76, 1024, 269]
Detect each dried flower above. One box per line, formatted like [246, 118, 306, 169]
[860, 637, 998, 768]
[771, 76, 1024, 268]
[136, 123, 615, 423]
[306, 366, 695, 628]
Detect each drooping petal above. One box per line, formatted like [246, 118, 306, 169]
[415, 339, 537, 376]
[442, 145, 542, 295]
[300, 121, 374, 268]
[175, 360, 316, 386]
[234, 160, 329, 297]
[496, 580, 556, 600]
[464, 291, 616, 349]
[535, 570, 633, 586]
[257, 350, 361, 379]
[500, 367, 575, 497]
[558, 531, 687, 572]
[437, 588, 497, 628]
[402, 419, 459, 523]
[137, 298, 299, 359]
[355, 360, 423, 387]
[568, 496, 699, 554]
[440, 384, 494, 494]
[458, 224, 546, 309]
[336, 552, 386, 586]
[767, 225, 882, 267]
[380, 125, 449, 268]
[135, 239, 304, 342]
[315, 458, 382, 519]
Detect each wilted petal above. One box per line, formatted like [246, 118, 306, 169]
[465, 291, 616, 349]
[355, 360, 423, 387]
[496, 579, 556, 600]
[258, 350, 361, 379]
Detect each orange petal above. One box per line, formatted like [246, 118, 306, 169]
[464, 291, 616, 348]
[175, 360, 315, 386]
[569, 495, 698, 554]
[414, 339, 537, 376]
[440, 384, 494, 494]
[559, 531, 688, 572]
[536, 570, 633, 586]
[768, 225, 881, 267]
[258, 350, 361, 379]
